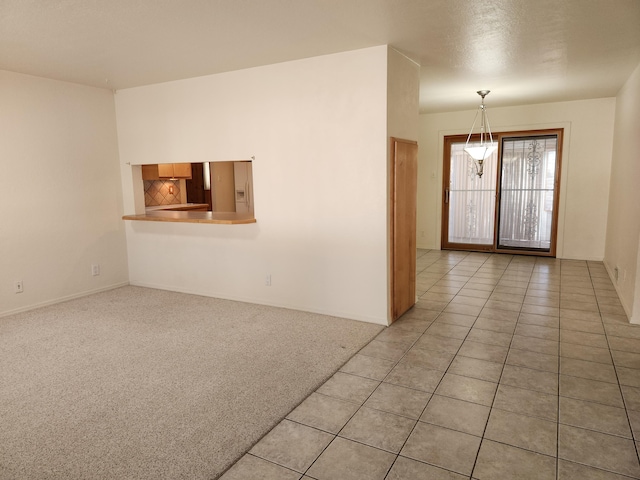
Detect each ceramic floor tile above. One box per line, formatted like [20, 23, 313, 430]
[450, 294, 487, 307]
[501, 364, 558, 395]
[484, 409, 557, 456]
[375, 327, 422, 345]
[414, 299, 449, 312]
[506, 348, 559, 373]
[518, 312, 560, 328]
[286, 393, 360, 434]
[401, 308, 440, 323]
[339, 406, 416, 453]
[466, 327, 512, 347]
[524, 295, 559, 307]
[478, 307, 520, 322]
[560, 375, 624, 408]
[434, 372, 497, 407]
[600, 304, 627, 316]
[447, 355, 503, 383]
[484, 299, 523, 313]
[420, 394, 490, 436]
[490, 292, 525, 303]
[458, 288, 492, 299]
[609, 336, 640, 354]
[616, 366, 640, 387]
[515, 323, 559, 341]
[559, 396, 632, 438]
[629, 409, 640, 439]
[315, 372, 379, 404]
[444, 302, 483, 316]
[385, 362, 444, 392]
[511, 334, 558, 355]
[426, 322, 470, 340]
[605, 323, 640, 340]
[391, 318, 433, 333]
[560, 309, 602, 321]
[458, 340, 509, 363]
[306, 436, 396, 480]
[428, 285, 463, 295]
[219, 454, 302, 480]
[622, 385, 640, 411]
[560, 318, 605, 334]
[558, 424, 640, 478]
[493, 384, 558, 421]
[364, 382, 431, 420]
[612, 350, 640, 369]
[358, 340, 409, 362]
[560, 342, 612, 364]
[527, 288, 560, 299]
[521, 304, 559, 317]
[401, 422, 481, 476]
[421, 291, 456, 303]
[560, 330, 608, 348]
[473, 317, 516, 334]
[559, 357, 617, 384]
[386, 456, 468, 480]
[400, 347, 454, 371]
[473, 439, 556, 480]
[436, 312, 477, 327]
[339, 354, 396, 381]
[413, 334, 463, 354]
[249, 420, 333, 473]
[557, 459, 635, 480]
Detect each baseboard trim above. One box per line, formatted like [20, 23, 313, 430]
[603, 260, 633, 319]
[129, 281, 389, 326]
[0, 282, 131, 319]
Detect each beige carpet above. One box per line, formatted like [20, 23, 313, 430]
[0, 286, 383, 479]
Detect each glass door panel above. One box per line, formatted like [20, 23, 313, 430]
[443, 140, 498, 249]
[498, 136, 558, 252]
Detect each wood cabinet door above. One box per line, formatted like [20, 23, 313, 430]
[172, 163, 192, 179]
[158, 164, 174, 178]
[141, 164, 159, 180]
[390, 137, 418, 322]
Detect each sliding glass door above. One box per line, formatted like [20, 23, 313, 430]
[442, 130, 562, 256]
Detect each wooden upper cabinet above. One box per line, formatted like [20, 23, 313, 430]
[157, 164, 175, 178]
[142, 163, 192, 180]
[171, 163, 192, 178]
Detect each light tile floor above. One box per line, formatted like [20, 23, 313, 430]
[221, 250, 640, 480]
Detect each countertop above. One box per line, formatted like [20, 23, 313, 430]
[123, 210, 256, 225]
[145, 203, 209, 212]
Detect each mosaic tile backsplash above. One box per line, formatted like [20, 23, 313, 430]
[144, 180, 182, 206]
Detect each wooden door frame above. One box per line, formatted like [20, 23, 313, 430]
[441, 128, 564, 257]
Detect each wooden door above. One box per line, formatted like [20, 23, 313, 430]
[390, 138, 418, 322]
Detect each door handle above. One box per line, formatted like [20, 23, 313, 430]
[445, 188, 450, 204]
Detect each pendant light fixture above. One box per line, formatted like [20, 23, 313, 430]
[464, 90, 496, 178]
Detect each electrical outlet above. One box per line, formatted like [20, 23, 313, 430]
[91, 264, 101, 276]
[265, 274, 271, 286]
[14, 280, 24, 293]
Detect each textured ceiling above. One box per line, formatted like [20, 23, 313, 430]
[1, 0, 639, 112]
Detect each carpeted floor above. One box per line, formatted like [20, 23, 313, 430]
[0, 286, 383, 479]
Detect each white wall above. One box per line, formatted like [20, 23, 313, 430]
[605, 61, 640, 322]
[116, 46, 393, 324]
[0, 70, 129, 317]
[418, 98, 616, 260]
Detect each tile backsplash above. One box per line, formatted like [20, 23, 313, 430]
[144, 180, 182, 206]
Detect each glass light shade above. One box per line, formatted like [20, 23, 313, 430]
[464, 144, 497, 161]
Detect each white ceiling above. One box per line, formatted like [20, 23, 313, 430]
[2, 0, 639, 113]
